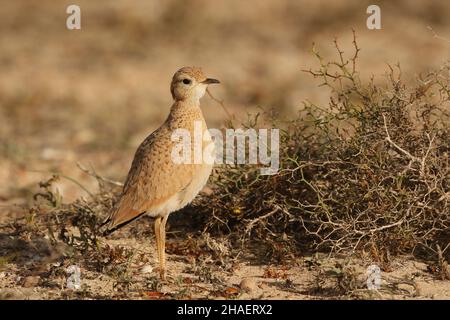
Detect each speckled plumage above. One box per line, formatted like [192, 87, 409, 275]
[103, 67, 219, 279]
[107, 102, 212, 226]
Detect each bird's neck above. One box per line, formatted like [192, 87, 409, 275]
[167, 100, 206, 129]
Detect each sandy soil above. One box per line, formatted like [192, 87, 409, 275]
[0, 218, 449, 300]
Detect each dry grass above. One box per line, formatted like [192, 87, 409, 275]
[191, 35, 450, 267]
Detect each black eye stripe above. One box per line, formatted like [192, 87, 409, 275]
[182, 79, 191, 85]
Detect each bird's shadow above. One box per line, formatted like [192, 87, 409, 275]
[0, 229, 65, 277]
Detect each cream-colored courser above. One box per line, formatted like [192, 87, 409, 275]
[102, 67, 219, 280]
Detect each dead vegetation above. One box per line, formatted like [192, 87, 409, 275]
[192, 34, 449, 262]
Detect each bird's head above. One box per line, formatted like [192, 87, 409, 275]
[170, 66, 220, 102]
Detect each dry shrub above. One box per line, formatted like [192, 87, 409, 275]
[193, 33, 450, 260]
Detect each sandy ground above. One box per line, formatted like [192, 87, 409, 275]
[0, 219, 449, 300]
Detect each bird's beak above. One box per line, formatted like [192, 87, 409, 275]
[202, 78, 220, 85]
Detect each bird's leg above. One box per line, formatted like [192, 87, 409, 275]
[159, 214, 169, 280]
[154, 216, 162, 277]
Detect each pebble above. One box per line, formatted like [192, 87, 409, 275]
[239, 278, 257, 293]
[22, 276, 40, 288]
[141, 265, 153, 274]
[413, 282, 422, 296]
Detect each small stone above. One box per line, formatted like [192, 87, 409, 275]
[141, 265, 153, 274]
[22, 276, 40, 288]
[413, 282, 422, 296]
[239, 278, 257, 293]
[201, 186, 214, 196]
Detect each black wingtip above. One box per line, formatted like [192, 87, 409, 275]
[102, 228, 114, 237]
[99, 211, 147, 237]
[101, 222, 121, 237]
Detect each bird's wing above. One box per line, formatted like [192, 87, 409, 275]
[104, 127, 197, 232]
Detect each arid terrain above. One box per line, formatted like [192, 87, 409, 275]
[0, 1, 449, 300]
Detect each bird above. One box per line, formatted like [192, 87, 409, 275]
[102, 67, 220, 280]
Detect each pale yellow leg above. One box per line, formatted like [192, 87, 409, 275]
[159, 215, 169, 280]
[154, 217, 162, 277]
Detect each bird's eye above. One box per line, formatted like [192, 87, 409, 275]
[182, 79, 191, 85]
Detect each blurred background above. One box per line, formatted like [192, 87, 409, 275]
[0, 0, 449, 219]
